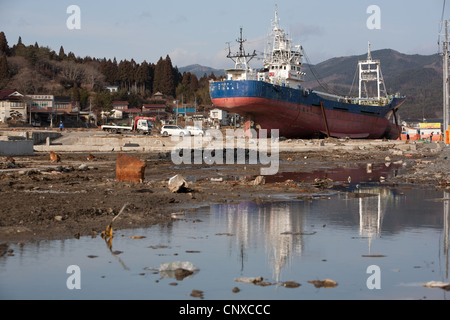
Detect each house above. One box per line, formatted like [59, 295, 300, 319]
[0, 89, 27, 123]
[112, 101, 129, 110]
[54, 96, 76, 115]
[209, 107, 228, 126]
[27, 94, 54, 113]
[26, 94, 79, 125]
[142, 104, 167, 119]
[153, 92, 164, 100]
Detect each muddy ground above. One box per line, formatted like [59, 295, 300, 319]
[0, 141, 449, 246]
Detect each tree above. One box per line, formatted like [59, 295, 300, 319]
[0, 32, 8, 56]
[135, 61, 151, 94]
[152, 57, 165, 94]
[162, 55, 177, 97]
[59, 46, 66, 60]
[118, 59, 134, 91]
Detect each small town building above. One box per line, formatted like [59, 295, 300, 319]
[142, 104, 168, 119]
[0, 89, 27, 123]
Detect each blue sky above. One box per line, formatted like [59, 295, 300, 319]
[0, 0, 448, 69]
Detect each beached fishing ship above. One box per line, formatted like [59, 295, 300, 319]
[209, 9, 406, 139]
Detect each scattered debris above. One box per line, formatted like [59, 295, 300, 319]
[78, 164, 89, 171]
[116, 153, 146, 183]
[252, 175, 265, 185]
[281, 281, 301, 288]
[168, 174, 188, 193]
[101, 203, 129, 249]
[174, 268, 194, 280]
[49, 152, 61, 163]
[190, 289, 204, 299]
[308, 278, 338, 288]
[155, 261, 200, 280]
[422, 281, 450, 291]
[234, 276, 273, 286]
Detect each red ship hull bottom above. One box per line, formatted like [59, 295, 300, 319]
[212, 97, 400, 139]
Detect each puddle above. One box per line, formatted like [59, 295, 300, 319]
[264, 162, 403, 185]
[1, 185, 449, 300]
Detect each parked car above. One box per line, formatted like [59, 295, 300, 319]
[186, 126, 205, 136]
[160, 125, 191, 137]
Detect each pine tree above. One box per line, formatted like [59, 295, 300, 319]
[59, 46, 66, 60]
[0, 32, 8, 56]
[162, 55, 176, 97]
[152, 57, 165, 94]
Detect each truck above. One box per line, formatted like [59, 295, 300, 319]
[101, 116, 155, 135]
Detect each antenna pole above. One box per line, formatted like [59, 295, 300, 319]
[444, 20, 449, 140]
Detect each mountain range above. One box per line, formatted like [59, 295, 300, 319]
[180, 49, 444, 120]
[178, 64, 225, 78]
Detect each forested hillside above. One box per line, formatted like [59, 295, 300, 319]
[0, 31, 218, 115]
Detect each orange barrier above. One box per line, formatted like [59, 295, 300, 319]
[401, 134, 443, 141]
[400, 134, 421, 141]
[446, 130, 449, 144]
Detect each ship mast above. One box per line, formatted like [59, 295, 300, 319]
[227, 27, 256, 71]
[358, 42, 387, 103]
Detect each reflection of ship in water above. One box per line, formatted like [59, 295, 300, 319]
[356, 188, 388, 254]
[215, 201, 306, 282]
[212, 186, 450, 283]
[357, 187, 450, 280]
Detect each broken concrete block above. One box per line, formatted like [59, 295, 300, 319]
[168, 174, 188, 193]
[116, 153, 146, 183]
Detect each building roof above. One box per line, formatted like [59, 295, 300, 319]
[143, 104, 166, 109]
[112, 101, 129, 105]
[0, 89, 23, 100]
[123, 108, 141, 113]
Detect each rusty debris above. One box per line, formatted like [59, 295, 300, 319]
[116, 153, 146, 183]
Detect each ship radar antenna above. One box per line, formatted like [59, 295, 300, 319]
[226, 27, 257, 70]
[367, 41, 372, 60]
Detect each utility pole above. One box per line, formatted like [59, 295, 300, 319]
[443, 20, 449, 141]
